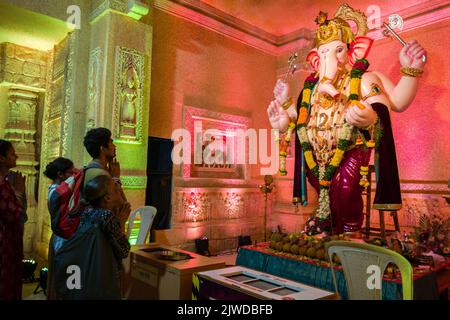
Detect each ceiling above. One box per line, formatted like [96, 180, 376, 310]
[199, 0, 431, 36]
[0, 1, 73, 51]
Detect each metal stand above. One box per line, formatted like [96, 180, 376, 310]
[259, 175, 274, 242]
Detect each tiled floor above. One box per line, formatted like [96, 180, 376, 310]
[20, 251, 237, 300]
[22, 282, 46, 300]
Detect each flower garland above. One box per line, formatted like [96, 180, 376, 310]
[278, 122, 296, 176]
[294, 58, 370, 221]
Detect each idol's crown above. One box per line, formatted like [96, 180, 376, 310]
[314, 4, 369, 47]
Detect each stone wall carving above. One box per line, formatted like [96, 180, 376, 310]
[0, 42, 48, 89]
[61, 33, 76, 157]
[36, 33, 73, 259]
[121, 175, 147, 189]
[378, 195, 450, 229]
[86, 47, 102, 131]
[219, 192, 244, 219]
[3, 88, 40, 254]
[113, 47, 144, 144]
[4, 89, 39, 164]
[40, 38, 70, 164]
[173, 191, 211, 223]
[170, 187, 269, 252]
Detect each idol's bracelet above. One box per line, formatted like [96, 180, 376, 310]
[282, 97, 293, 110]
[362, 115, 378, 132]
[401, 67, 423, 78]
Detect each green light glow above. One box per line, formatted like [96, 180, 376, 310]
[126, 220, 141, 246]
[127, 1, 149, 21]
[0, 2, 73, 51]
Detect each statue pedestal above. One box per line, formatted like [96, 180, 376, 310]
[270, 202, 316, 234]
[270, 174, 318, 234]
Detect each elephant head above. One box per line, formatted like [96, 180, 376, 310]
[306, 8, 374, 98]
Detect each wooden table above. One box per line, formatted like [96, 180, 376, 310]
[124, 243, 226, 300]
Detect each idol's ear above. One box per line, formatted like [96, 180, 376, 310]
[306, 49, 320, 71]
[348, 36, 373, 65]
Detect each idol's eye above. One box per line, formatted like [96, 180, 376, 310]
[371, 85, 381, 94]
[337, 47, 344, 53]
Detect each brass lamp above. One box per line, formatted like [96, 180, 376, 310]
[259, 175, 274, 242]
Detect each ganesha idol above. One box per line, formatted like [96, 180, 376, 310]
[267, 4, 427, 235]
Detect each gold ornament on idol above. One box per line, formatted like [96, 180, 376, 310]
[293, 4, 373, 221]
[277, 51, 299, 176]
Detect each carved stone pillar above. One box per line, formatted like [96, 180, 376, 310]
[0, 42, 47, 258]
[4, 88, 39, 254]
[87, 0, 152, 208]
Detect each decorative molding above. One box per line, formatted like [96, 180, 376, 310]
[174, 176, 264, 188]
[368, 0, 450, 41]
[153, 0, 285, 55]
[86, 47, 103, 131]
[113, 46, 145, 144]
[61, 32, 76, 157]
[400, 180, 449, 195]
[90, 0, 129, 23]
[121, 175, 147, 189]
[90, 0, 150, 23]
[154, 0, 450, 56]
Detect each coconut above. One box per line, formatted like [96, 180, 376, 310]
[290, 244, 299, 255]
[298, 246, 307, 256]
[306, 247, 316, 258]
[315, 248, 325, 260]
[276, 242, 284, 251]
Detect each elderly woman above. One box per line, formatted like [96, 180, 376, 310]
[0, 140, 27, 300]
[54, 174, 130, 299]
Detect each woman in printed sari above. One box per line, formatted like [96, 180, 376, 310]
[0, 139, 27, 300]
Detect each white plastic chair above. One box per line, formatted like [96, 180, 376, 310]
[126, 206, 157, 245]
[325, 240, 414, 300]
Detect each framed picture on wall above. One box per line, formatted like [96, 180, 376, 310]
[182, 106, 252, 179]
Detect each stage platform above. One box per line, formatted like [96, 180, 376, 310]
[236, 243, 448, 300]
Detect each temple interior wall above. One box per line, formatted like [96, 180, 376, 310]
[0, 0, 448, 261]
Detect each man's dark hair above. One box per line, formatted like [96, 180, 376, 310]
[0, 139, 13, 157]
[43, 157, 74, 181]
[83, 128, 112, 158]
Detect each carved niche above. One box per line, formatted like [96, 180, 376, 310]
[86, 47, 102, 130]
[113, 46, 144, 144]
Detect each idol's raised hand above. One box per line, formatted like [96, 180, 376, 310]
[399, 40, 427, 70]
